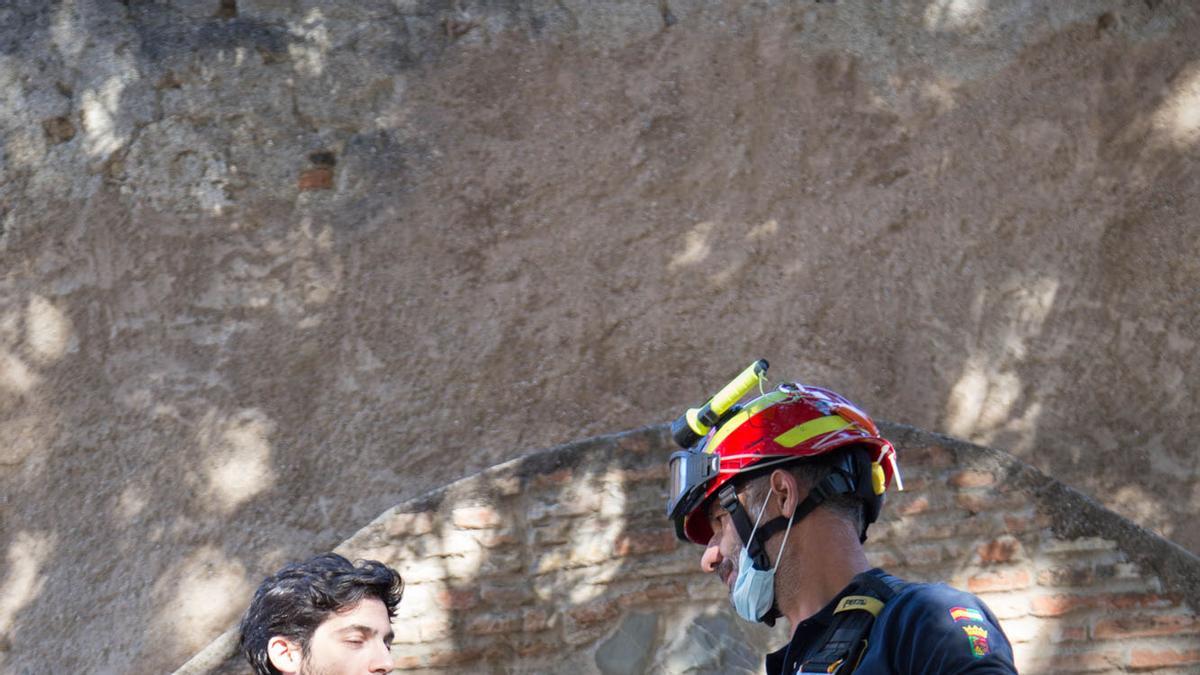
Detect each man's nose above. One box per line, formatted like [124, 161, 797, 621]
[370, 642, 394, 673]
[700, 537, 723, 573]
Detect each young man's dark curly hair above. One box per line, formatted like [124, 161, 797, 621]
[239, 553, 404, 675]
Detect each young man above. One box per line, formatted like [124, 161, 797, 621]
[667, 366, 1018, 673]
[239, 553, 403, 675]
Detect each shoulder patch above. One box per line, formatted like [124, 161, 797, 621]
[949, 606, 985, 622]
[961, 624, 990, 658]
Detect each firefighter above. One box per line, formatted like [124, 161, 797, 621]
[667, 361, 1017, 673]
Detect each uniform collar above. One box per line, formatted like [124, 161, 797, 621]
[764, 568, 888, 675]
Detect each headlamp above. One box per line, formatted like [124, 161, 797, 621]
[665, 359, 769, 541]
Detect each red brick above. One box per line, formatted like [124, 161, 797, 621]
[1093, 614, 1200, 640]
[903, 445, 955, 467]
[532, 468, 573, 487]
[522, 607, 553, 632]
[480, 582, 534, 607]
[895, 495, 931, 516]
[614, 530, 677, 557]
[867, 549, 900, 568]
[955, 515, 1001, 538]
[425, 648, 484, 667]
[977, 536, 1022, 564]
[967, 569, 1031, 593]
[298, 167, 333, 190]
[1003, 512, 1044, 534]
[42, 116, 76, 144]
[491, 475, 522, 496]
[452, 505, 504, 529]
[1030, 594, 1097, 617]
[895, 474, 932, 491]
[466, 611, 523, 635]
[1128, 648, 1200, 671]
[435, 588, 479, 610]
[618, 581, 685, 608]
[1054, 625, 1088, 643]
[955, 491, 1026, 513]
[903, 543, 945, 566]
[392, 654, 423, 670]
[904, 520, 956, 541]
[1037, 564, 1096, 588]
[950, 470, 995, 488]
[386, 511, 434, 536]
[1108, 592, 1181, 610]
[512, 636, 560, 657]
[1030, 592, 1180, 618]
[1022, 651, 1121, 673]
[476, 529, 519, 548]
[564, 621, 611, 646]
[567, 598, 620, 626]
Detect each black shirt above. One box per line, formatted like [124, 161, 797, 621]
[766, 569, 1017, 674]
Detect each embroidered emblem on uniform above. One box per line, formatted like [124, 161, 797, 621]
[961, 624, 990, 658]
[950, 607, 985, 622]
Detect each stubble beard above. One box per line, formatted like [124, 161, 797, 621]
[717, 555, 737, 591]
[298, 652, 337, 675]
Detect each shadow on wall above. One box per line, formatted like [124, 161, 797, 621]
[0, 0, 1199, 672]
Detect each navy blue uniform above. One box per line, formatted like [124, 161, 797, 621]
[766, 569, 1017, 674]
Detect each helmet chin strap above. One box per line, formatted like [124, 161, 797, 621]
[717, 470, 858, 625]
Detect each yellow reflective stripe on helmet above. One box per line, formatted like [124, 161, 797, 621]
[704, 391, 790, 455]
[774, 415, 851, 448]
[834, 595, 885, 617]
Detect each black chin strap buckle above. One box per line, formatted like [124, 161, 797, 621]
[718, 484, 773, 570]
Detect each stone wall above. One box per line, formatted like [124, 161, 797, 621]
[3, 1, 1199, 671]
[181, 423, 1200, 674]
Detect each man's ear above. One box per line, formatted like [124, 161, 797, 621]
[267, 636, 303, 674]
[769, 469, 802, 517]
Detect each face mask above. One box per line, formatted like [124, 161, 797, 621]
[730, 487, 797, 623]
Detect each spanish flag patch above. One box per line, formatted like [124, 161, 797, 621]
[950, 606, 985, 623]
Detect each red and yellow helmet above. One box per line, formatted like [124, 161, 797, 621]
[667, 381, 902, 544]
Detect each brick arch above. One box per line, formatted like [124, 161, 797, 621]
[179, 423, 1200, 674]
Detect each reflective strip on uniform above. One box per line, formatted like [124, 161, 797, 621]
[833, 595, 886, 617]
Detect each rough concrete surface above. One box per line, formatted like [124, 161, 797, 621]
[0, 0, 1197, 672]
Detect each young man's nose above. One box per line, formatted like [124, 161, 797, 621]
[369, 643, 394, 673]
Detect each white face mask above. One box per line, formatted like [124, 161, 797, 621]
[730, 487, 797, 623]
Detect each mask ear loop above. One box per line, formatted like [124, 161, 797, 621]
[746, 486, 772, 542]
[774, 488, 800, 562]
[746, 484, 799, 568]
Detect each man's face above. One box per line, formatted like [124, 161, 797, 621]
[290, 597, 395, 675]
[699, 491, 754, 593]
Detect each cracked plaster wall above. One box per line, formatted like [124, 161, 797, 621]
[1, 0, 1198, 672]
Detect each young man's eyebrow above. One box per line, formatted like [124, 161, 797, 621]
[336, 624, 378, 636]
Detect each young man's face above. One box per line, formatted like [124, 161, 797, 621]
[271, 597, 395, 675]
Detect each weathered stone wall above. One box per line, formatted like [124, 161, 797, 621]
[181, 423, 1200, 675]
[2, 1, 1199, 672]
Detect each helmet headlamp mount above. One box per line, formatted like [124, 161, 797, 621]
[664, 359, 902, 549]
